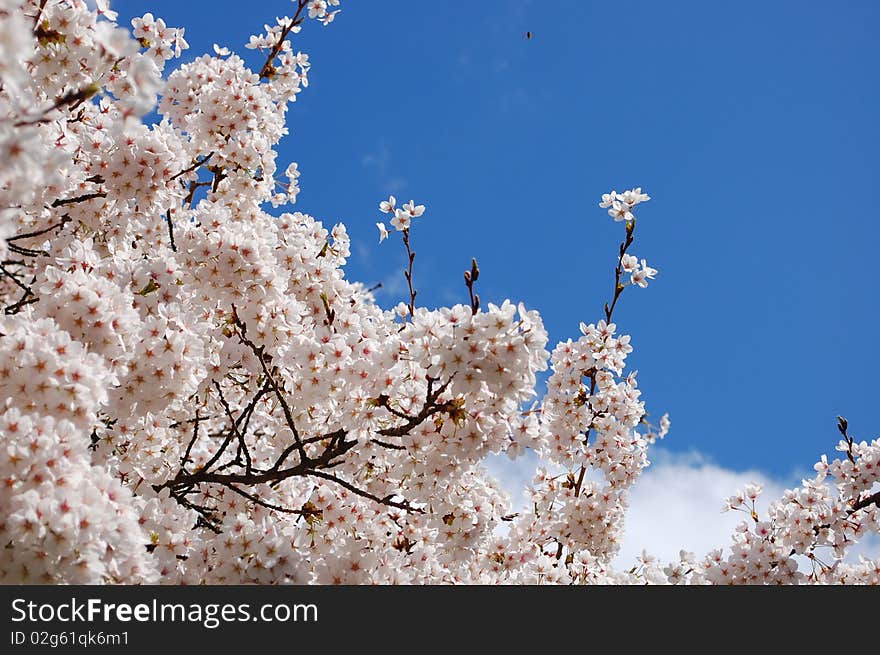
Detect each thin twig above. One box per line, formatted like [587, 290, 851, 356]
[574, 219, 638, 498]
[258, 1, 308, 79]
[170, 153, 214, 181]
[402, 228, 417, 317]
[463, 257, 480, 315]
[165, 210, 176, 252]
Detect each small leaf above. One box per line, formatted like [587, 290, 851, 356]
[137, 279, 160, 296]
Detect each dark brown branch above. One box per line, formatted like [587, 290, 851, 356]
[376, 376, 454, 439]
[165, 210, 176, 252]
[210, 167, 226, 193]
[852, 489, 880, 513]
[9, 216, 70, 242]
[50, 191, 106, 208]
[837, 416, 856, 464]
[370, 438, 407, 451]
[159, 432, 352, 490]
[14, 83, 100, 127]
[238, 382, 271, 444]
[572, 370, 597, 498]
[213, 380, 252, 475]
[197, 419, 238, 477]
[604, 219, 635, 324]
[319, 291, 336, 328]
[170, 414, 221, 429]
[184, 180, 211, 207]
[224, 483, 306, 515]
[259, 1, 308, 79]
[7, 242, 46, 257]
[31, 0, 48, 28]
[573, 220, 638, 499]
[274, 427, 345, 473]
[231, 307, 308, 464]
[179, 409, 201, 471]
[156, 315, 454, 519]
[170, 153, 214, 181]
[170, 493, 222, 534]
[402, 228, 417, 317]
[0, 263, 31, 293]
[372, 394, 414, 421]
[4, 276, 36, 315]
[309, 471, 423, 514]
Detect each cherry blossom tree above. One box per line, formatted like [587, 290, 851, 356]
[0, 0, 877, 585]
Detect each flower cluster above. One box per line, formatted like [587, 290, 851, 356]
[0, 315, 115, 431]
[131, 12, 188, 64]
[600, 187, 650, 222]
[620, 254, 657, 288]
[307, 0, 341, 25]
[0, 408, 154, 583]
[377, 195, 426, 237]
[0, 0, 875, 586]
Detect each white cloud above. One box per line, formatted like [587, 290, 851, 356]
[614, 449, 788, 567]
[486, 448, 879, 573]
[852, 535, 880, 562]
[361, 144, 390, 171]
[375, 267, 407, 303]
[362, 141, 406, 194]
[486, 450, 538, 514]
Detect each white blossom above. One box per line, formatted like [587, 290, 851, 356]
[0, 0, 873, 586]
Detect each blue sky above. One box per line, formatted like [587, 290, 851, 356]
[119, 0, 879, 484]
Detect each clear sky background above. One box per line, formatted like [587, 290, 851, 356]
[117, 0, 879, 557]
